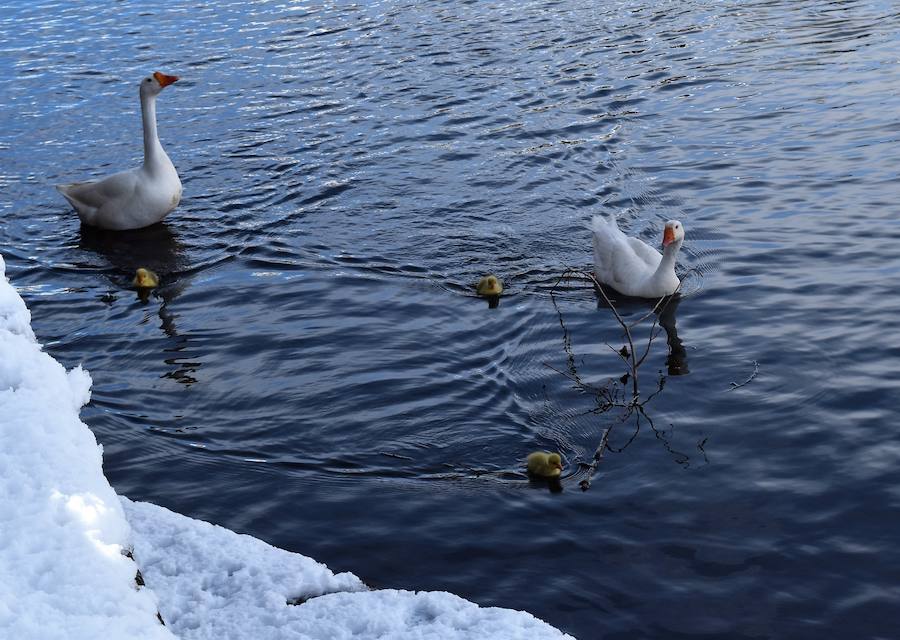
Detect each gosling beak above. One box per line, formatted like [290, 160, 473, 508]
[662, 227, 675, 247]
[153, 71, 179, 88]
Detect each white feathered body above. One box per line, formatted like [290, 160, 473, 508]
[591, 215, 681, 298]
[56, 159, 181, 230]
[56, 72, 181, 231]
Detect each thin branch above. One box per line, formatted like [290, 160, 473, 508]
[546, 266, 691, 490]
[628, 291, 673, 330]
[628, 269, 689, 325]
[641, 371, 667, 405]
[542, 362, 602, 394]
[586, 273, 639, 399]
[697, 437, 709, 464]
[634, 320, 662, 369]
[578, 427, 611, 491]
[380, 452, 414, 461]
[606, 407, 641, 453]
[550, 269, 591, 388]
[727, 360, 759, 391]
[639, 405, 690, 466]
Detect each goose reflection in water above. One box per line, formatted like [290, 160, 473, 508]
[78, 221, 187, 296]
[656, 293, 689, 376]
[78, 222, 200, 384]
[593, 286, 690, 377]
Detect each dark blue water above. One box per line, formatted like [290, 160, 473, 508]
[3, 1, 900, 637]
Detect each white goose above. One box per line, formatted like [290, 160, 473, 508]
[56, 71, 182, 231]
[592, 215, 685, 298]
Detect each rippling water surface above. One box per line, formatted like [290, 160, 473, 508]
[3, 1, 900, 637]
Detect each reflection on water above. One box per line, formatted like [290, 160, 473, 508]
[529, 476, 564, 494]
[658, 294, 689, 376]
[79, 222, 199, 381]
[549, 278, 696, 478]
[78, 222, 187, 281]
[591, 284, 690, 379]
[3, 0, 900, 637]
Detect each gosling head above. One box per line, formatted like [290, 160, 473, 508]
[546, 452, 563, 475]
[476, 275, 503, 297]
[662, 220, 685, 249]
[528, 451, 563, 478]
[140, 71, 179, 98]
[132, 267, 159, 289]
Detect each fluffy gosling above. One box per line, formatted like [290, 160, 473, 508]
[476, 275, 503, 297]
[132, 267, 159, 289]
[526, 451, 563, 478]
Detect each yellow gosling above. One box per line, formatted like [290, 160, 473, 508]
[476, 275, 503, 297]
[526, 451, 563, 479]
[132, 267, 159, 289]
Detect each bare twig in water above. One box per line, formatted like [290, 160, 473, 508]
[551, 267, 674, 406]
[547, 267, 694, 490]
[586, 272, 640, 400]
[727, 360, 759, 391]
[548, 275, 590, 389]
[542, 362, 603, 394]
[697, 437, 709, 464]
[380, 452, 414, 461]
[578, 427, 610, 491]
[640, 405, 690, 466]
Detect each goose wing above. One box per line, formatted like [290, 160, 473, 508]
[592, 216, 646, 286]
[625, 235, 662, 269]
[56, 170, 139, 212]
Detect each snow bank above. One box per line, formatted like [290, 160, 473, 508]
[124, 499, 573, 639]
[0, 254, 574, 640]
[0, 254, 173, 639]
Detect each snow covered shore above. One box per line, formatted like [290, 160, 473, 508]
[0, 254, 574, 640]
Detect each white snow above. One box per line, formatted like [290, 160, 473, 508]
[0, 253, 575, 640]
[124, 498, 574, 639]
[0, 254, 173, 640]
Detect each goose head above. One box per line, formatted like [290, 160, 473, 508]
[544, 452, 563, 476]
[662, 220, 685, 250]
[140, 71, 179, 98]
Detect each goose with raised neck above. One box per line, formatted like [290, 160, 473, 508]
[56, 71, 182, 231]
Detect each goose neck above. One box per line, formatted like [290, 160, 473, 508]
[141, 92, 162, 167]
[655, 239, 681, 276]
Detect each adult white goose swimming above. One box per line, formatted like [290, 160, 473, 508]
[591, 215, 685, 298]
[56, 71, 182, 230]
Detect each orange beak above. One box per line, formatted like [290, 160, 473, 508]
[153, 71, 179, 88]
[663, 227, 675, 247]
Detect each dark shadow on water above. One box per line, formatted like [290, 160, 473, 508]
[658, 294, 689, 376]
[594, 286, 690, 377]
[528, 476, 564, 493]
[542, 283, 701, 473]
[78, 222, 199, 381]
[78, 222, 188, 282]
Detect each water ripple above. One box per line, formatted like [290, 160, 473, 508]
[3, 1, 900, 638]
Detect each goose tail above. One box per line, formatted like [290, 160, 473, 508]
[54, 181, 101, 225]
[591, 213, 619, 233]
[55, 183, 80, 206]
